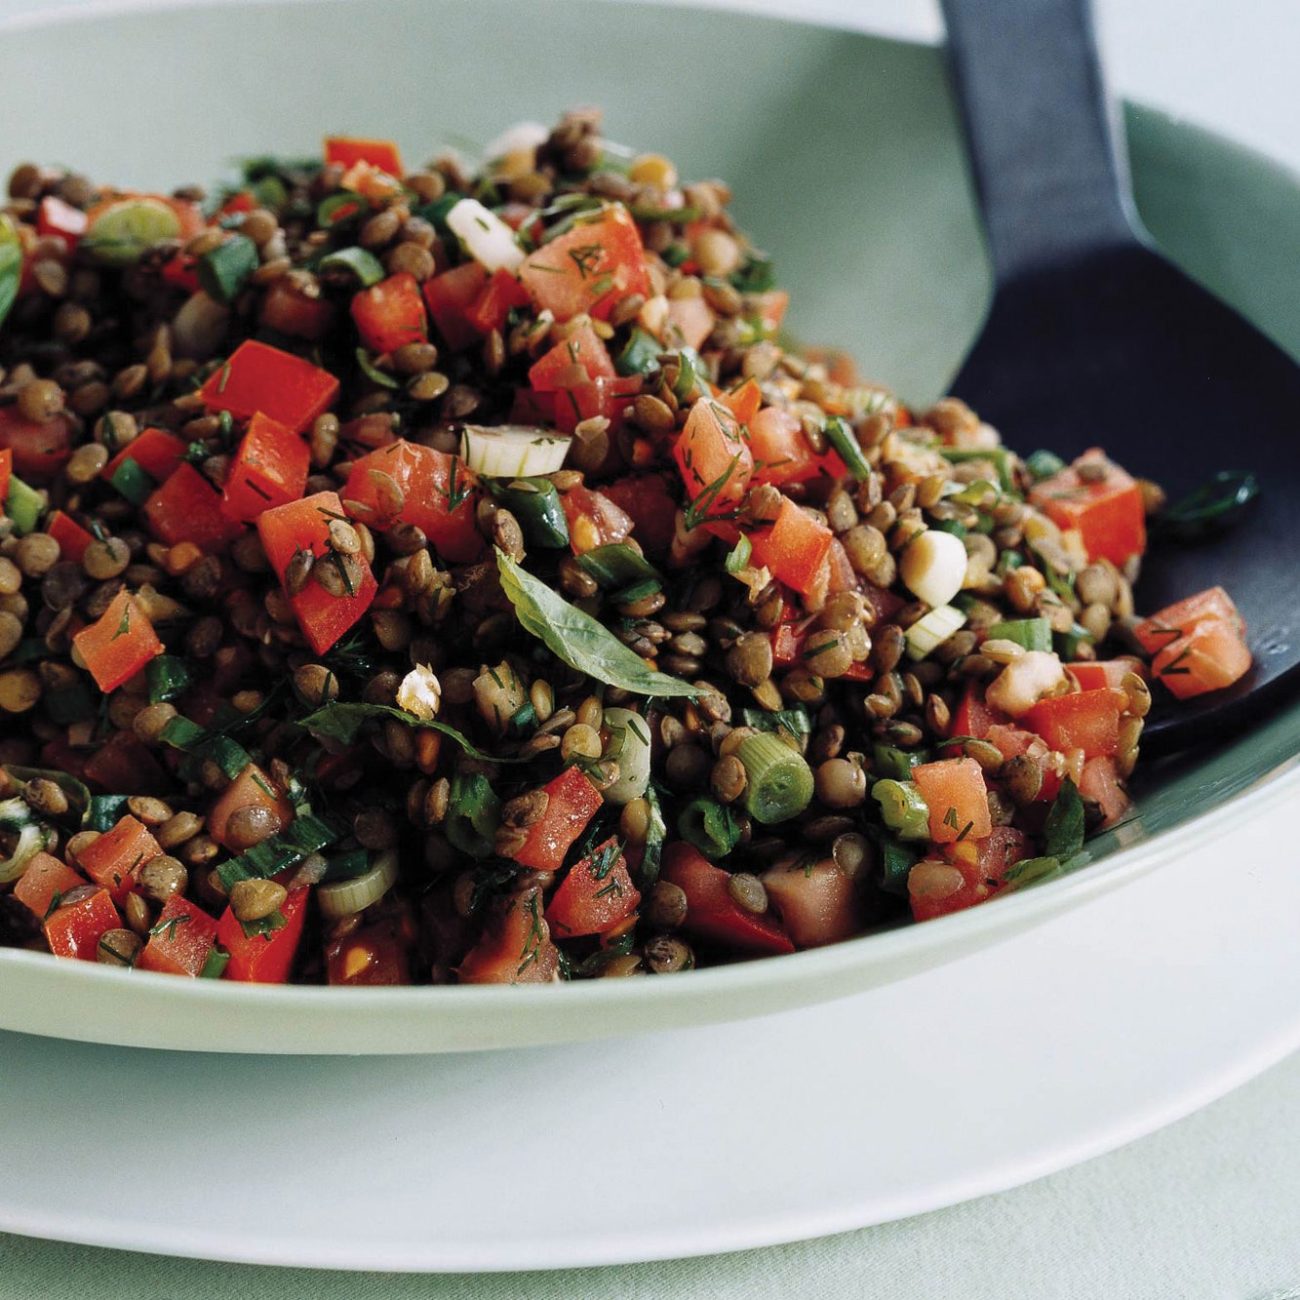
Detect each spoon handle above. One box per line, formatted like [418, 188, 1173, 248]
[939, 0, 1138, 282]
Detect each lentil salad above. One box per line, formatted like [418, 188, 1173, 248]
[0, 111, 1253, 985]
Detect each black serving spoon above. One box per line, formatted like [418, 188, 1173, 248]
[939, 0, 1300, 755]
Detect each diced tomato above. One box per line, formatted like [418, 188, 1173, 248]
[761, 860, 861, 947]
[257, 490, 379, 654]
[220, 191, 255, 216]
[143, 462, 244, 550]
[72, 590, 164, 694]
[824, 538, 858, 595]
[1080, 756, 1131, 825]
[664, 296, 716, 350]
[44, 888, 121, 961]
[948, 682, 1003, 741]
[457, 885, 559, 984]
[137, 895, 219, 977]
[528, 323, 616, 392]
[77, 814, 161, 905]
[422, 262, 488, 352]
[911, 756, 993, 844]
[0, 408, 73, 481]
[550, 375, 640, 436]
[598, 474, 678, 559]
[721, 378, 762, 426]
[673, 397, 753, 524]
[1151, 618, 1253, 699]
[465, 267, 531, 335]
[13, 852, 85, 920]
[324, 136, 404, 176]
[1065, 657, 1146, 691]
[560, 484, 633, 555]
[36, 195, 87, 247]
[206, 763, 294, 853]
[1133, 586, 1245, 655]
[746, 404, 842, 485]
[754, 289, 789, 334]
[747, 497, 833, 597]
[545, 836, 641, 938]
[199, 339, 340, 434]
[161, 251, 200, 294]
[342, 441, 483, 563]
[518, 206, 650, 321]
[351, 271, 427, 355]
[1028, 448, 1146, 565]
[0, 447, 9, 504]
[771, 620, 804, 668]
[984, 725, 1063, 803]
[82, 731, 170, 796]
[326, 912, 414, 985]
[338, 161, 405, 205]
[217, 887, 309, 984]
[102, 427, 187, 489]
[259, 277, 335, 340]
[221, 412, 310, 522]
[508, 766, 603, 872]
[1025, 688, 1123, 758]
[662, 843, 795, 956]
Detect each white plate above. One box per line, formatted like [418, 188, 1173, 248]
[1, 791, 1296, 1271]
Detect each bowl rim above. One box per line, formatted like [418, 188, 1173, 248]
[0, 0, 1298, 1030]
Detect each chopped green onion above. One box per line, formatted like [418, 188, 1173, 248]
[317, 850, 398, 920]
[108, 458, 155, 506]
[1053, 623, 1094, 660]
[197, 234, 259, 304]
[737, 731, 814, 825]
[677, 797, 742, 859]
[730, 252, 775, 293]
[612, 577, 661, 605]
[724, 534, 752, 575]
[871, 779, 930, 841]
[216, 811, 340, 890]
[4, 474, 44, 534]
[822, 416, 871, 481]
[316, 191, 370, 229]
[87, 795, 130, 832]
[870, 828, 918, 896]
[986, 618, 1052, 652]
[872, 742, 930, 782]
[741, 706, 812, 744]
[996, 549, 1025, 577]
[944, 447, 1016, 493]
[615, 328, 662, 377]
[601, 707, 653, 805]
[577, 543, 661, 591]
[158, 715, 252, 782]
[488, 478, 569, 549]
[318, 245, 386, 287]
[1152, 470, 1260, 541]
[670, 347, 708, 403]
[146, 655, 193, 704]
[199, 948, 230, 979]
[320, 849, 372, 882]
[1024, 449, 1066, 482]
[444, 772, 500, 859]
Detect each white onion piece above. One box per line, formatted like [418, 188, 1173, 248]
[316, 851, 399, 920]
[601, 708, 652, 805]
[445, 198, 525, 272]
[900, 529, 968, 609]
[460, 425, 571, 477]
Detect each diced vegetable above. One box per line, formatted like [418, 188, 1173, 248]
[457, 885, 558, 984]
[518, 206, 649, 320]
[44, 887, 120, 961]
[748, 405, 831, 486]
[674, 397, 753, 526]
[4, 473, 44, 534]
[0, 407, 73, 481]
[12, 852, 84, 918]
[197, 234, 258, 304]
[0, 447, 9, 504]
[559, 483, 633, 554]
[678, 796, 742, 858]
[220, 411, 309, 522]
[905, 603, 967, 660]
[76, 813, 161, 904]
[461, 424, 572, 478]
[257, 490, 379, 654]
[761, 859, 861, 947]
[422, 262, 488, 351]
[664, 295, 715, 350]
[737, 731, 814, 825]
[350, 271, 427, 355]
[899, 528, 968, 609]
[216, 887, 309, 983]
[600, 707, 652, 804]
[1079, 756, 1131, 825]
[102, 427, 186, 498]
[986, 618, 1053, 652]
[318, 850, 399, 919]
[326, 914, 413, 986]
[911, 756, 993, 844]
[82, 193, 200, 266]
[528, 323, 616, 391]
[661, 843, 794, 956]
[1025, 687, 1123, 757]
[508, 766, 603, 872]
[1133, 586, 1244, 655]
[137, 895, 219, 977]
[206, 763, 294, 853]
[72, 590, 164, 693]
[445, 198, 525, 273]
[1028, 448, 1146, 565]
[199, 339, 340, 434]
[747, 497, 833, 597]
[44, 510, 93, 563]
[143, 462, 244, 550]
[871, 778, 931, 841]
[464, 266, 531, 334]
[1151, 618, 1253, 699]
[488, 478, 569, 549]
[324, 136, 403, 175]
[545, 836, 641, 937]
[259, 277, 335, 339]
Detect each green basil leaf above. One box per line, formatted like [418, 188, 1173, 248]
[495, 550, 696, 698]
[0, 215, 21, 332]
[1043, 778, 1085, 861]
[298, 701, 514, 761]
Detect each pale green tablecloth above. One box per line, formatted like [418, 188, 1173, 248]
[2, 0, 1300, 1294]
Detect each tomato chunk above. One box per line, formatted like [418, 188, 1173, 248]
[1079, 756, 1131, 825]
[761, 860, 861, 947]
[143, 462, 245, 550]
[662, 843, 794, 956]
[45, 888, 121, 961]
[326, 913, 414, 986]
[545, 836, 641, 938]
[664, 296, 715, 350]
[351, 271, 428, 355]
[137, 895, 219, 977]
[673, 397, 753, 524]
[598, 474, 678, 559]
[324, 136, 404, 176]
[102, 427, 186, 489]
[1028, 448, 1146, 564]
[1133, 586, 1245, 655]
[206, 763, 294, 853]
[1151, 618, 1253, 699]
[257, 490, 378, 654]
[465, 267, 531, 335]
[1065, 657, 1146, 691]
[221, 412, 310, 522]
[0, 408, 73, 481]
[508, 766, 603, 872]
[457, 885, 559, 984]
[422, 262, 488, 351]
[560, 483, 633, 555]
[199, 339, 339, 434]
[911, 756, 993, 844]
[76, 814, 161, 905]
[528, 323, 616, 392]
[1025, 687, 1123, 758]
[0, 447, 10, 505]
[518, 207, 650, 321]
[73, 590, 164, 693]
[747, 497, 833, 597]
[217, 887, 309, 984]
[13, 852, 85, 919]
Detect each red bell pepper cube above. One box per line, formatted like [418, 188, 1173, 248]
[257, 490, 378, 654]
[143, 462, 245, 551]
[82, 731, 170, 796]
[73, 590, 164, 693]
[0, 407, 73, 481]
[206, 763, 294, 853]
[221, 412, 310, 522]
[1028, 448, 1146, 565]
[13, 852, 85, 919]
[350, 271, 428, 355]
[661, 843, 795, 956]
[102, 426, 187, 491]
[216, 887, 309, 983]
[559, 484, 633, 554]
[45, 509, 94, 564]
[509, 766, 603, 872]
[911, 756, 994, 844]
[1133, 585, 1244, 655]
[598, 473, 678, 560]
[456, 885, 558, 984]
[747, 497, 833, 597]
[673, 398, 753, 525]
[518, 207, 650, 321]
[0, 447, 10, 505]
[324, 136, 404, 177]
[199, 339, 339, 434]
[1025, 687, 1123, 758]
[342, 440, 484, 563]
[946, 681, 1005, 742]
[36, 195, 87, 247]
[77, 814, 161, 906]
[465, 267, 531, 335]
[137, 895, 219, 977]
[44, 887, 121, 961]
[545, 836, 641, 938]
[528, 323, 617, 392]
[423, 262, 488, 352]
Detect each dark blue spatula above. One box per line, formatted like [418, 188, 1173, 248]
[939, 0, 1300, 755]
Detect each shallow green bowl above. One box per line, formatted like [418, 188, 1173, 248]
[0, 0, 1295, 1053]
